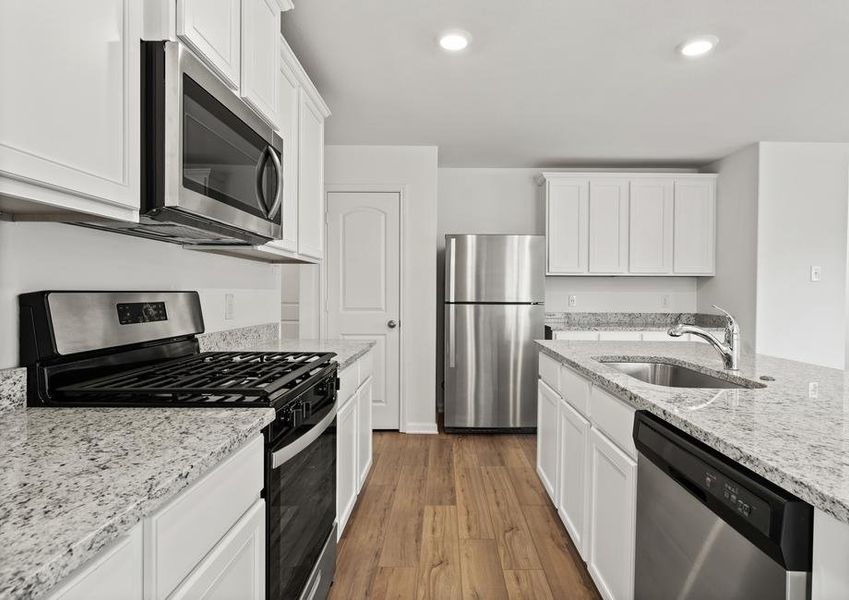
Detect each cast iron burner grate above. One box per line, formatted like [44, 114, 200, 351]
[57, 351, 335, 404]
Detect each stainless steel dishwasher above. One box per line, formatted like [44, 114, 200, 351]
[633, 411, 813, 600]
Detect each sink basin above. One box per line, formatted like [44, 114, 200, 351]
[599, 360, 762, 389]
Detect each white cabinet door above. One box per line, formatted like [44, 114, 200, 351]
[46, 525, 143, 600]
[588, 428, 637, 600]
[170, 500, 265, 600]
[357, 377, 373, 489]
[588, 180, 629, 274]
[673, 179, 716, 275]
[336, 393, 359, 538]
[297, 91, 325, 260]
[536, 379, 560, 500]
[547, 179, 589, 274]
[557, 399, 591, 560]
[629, 179, 674, 274]
[0, 0, 141, 219]
[177, 0, 241, 88]
[264, 48, 300, 252]
[240, 0, 279, 125]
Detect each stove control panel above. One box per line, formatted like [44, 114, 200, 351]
[117, 302, 168, 324]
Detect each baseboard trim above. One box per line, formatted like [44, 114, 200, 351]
[403, 422, 439, 434]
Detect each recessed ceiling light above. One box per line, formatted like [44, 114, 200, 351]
[679, 35, 719, 57]
[439, 30, 471, 52]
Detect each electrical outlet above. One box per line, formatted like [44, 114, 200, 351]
[661, 294, 670, 308]
[224, 293, 235, 320]
[809, 382, 819, 399]
[811, 266, 822, 282]
[568, 295, 577, 307]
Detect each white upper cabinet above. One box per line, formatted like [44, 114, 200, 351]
[588, 180, 629, 274]
[544, 173, 716, 277]
[629, 179, 674, 274]
[0, 0, 141, 221]
[673, 178, 716, 275]
[264, 47, 301, 253]
[297, 90, 326, 260]
[546, 179, 589, 274]
[240, 0, 280, 125]
[176, 0, 241, 89]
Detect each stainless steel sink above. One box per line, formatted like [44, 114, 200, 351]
[599, 360, 763, 389]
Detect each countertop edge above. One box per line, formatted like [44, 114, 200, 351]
[535, 342, 849, 525]
[13, 408, 275, 600]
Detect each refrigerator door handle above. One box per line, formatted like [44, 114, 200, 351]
[447, 237, 456, 301]
[447, 304, 456, 368]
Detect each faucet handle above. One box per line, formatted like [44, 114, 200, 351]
[712, 305, 739, 332]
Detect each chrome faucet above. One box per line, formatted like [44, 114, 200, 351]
[668, 305, 740, 370]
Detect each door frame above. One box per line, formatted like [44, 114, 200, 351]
[323, 184, 406, 431]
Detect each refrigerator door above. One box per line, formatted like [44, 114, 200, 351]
[444, 303, 544, 429]
[445, 234, 545, 303]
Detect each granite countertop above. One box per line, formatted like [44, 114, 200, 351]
[545, 311, 726, 332]
[0, 406, 274, 600]
[536, 340, 849, 524]
[550, 324, 726, 332]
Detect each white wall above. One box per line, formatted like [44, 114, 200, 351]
[0, 221, 281, 369]
[325, 145, 439, 433]
[755, 142, 849, 368]
[698, 144, 760, 353]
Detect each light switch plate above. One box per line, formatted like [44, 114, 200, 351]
[811, 266, 822, 282]
[224, 293, 235, 320]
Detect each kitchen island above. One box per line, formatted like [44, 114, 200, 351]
[536, 339, 849, 600]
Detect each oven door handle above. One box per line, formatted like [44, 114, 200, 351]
[272, 404, 336, 469]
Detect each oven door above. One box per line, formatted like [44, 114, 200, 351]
[267, 391, 337, 600]
[146, 41, 283, 242]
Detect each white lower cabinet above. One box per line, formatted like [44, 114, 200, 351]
[537, 379, 560, 499]
[46, 435, 264, 600]
[169, 500, 265, 600]
[46, 525, 143, 600]
[557, 399, 591, 559]
[538, 357, 637, 600]
[337, 388, 359, 535]
[587, 428, 637, 600]
[357, 377, 374, 488]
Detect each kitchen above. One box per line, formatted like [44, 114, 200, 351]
[1, 2, 848, 600]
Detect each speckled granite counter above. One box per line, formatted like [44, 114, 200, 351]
[0, 406, 274, 600]
[536, 340, 849, 524]
[546, 311, 725, 331]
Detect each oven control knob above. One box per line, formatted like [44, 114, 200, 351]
[292, 405, 304, 426]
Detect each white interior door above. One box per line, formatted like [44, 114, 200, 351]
[326, 192, 400, 430]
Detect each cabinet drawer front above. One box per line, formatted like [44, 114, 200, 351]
[146, 435, 264, 599]
[358, 351, 374, 386]
[589, 387, 637, 459]
[169, 499, 265, 600]
[560, 365, 591, 416]
[538, 352, 561, 393]
[597, 331, 642, 341]
[338, 363, 359, 406]
[554, 330, 601, 341]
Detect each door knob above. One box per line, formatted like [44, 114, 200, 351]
[387, 319, 398, 329]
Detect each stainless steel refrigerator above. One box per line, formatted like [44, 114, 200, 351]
[444, 234, 545, 431]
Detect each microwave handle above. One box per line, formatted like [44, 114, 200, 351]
[266, 146, 283, 220]
[254, 147, 272, 216]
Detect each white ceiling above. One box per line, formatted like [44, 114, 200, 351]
[282, 1, 849, 167]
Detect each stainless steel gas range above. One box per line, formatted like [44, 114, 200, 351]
[19, 291, 337, 600]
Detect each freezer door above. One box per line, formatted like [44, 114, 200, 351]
[445, 234, 545, 302]
[444, 303, 544, 429]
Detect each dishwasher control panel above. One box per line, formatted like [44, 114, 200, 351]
[703, 470, 770, 533]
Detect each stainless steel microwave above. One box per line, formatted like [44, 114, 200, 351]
[87, 41, 283, 245]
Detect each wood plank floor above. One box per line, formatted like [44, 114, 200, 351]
[330, 431, 601, 600]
